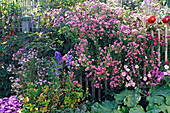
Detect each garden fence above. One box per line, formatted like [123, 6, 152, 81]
[0, 0, 170, 101]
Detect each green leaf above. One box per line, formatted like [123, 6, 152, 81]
[93, 100, 118, 113]
[159, 104, 170, 113]
[149, 84, 170, 97]
[114, 89, 132, 104]
[147, 96, 164, 105]
[124, 94, 141, 107]
[129, 105, 145, 113]
[165, 96, 170, 106]
[112, 109, 122, 113]
[148, 83, 170, 107]
[114, 88, 141, 107]
[146, 104, 162, 113]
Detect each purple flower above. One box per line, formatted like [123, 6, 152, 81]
[66, 55, 72, 68]
[53, 67, 60, 76]
[0, 96, 22, 112]
[55, 51, 62, 65]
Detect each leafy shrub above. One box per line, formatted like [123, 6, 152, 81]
[87, 83, 170, 113]
[21, 75, 85, 112]
[52, 1, 169, 91]
[0, 34, 26, 98]
[8, 49, 86, 112]
[146, 83, 170, 113]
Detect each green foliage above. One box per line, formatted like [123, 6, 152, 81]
[21, 75, 85, 112]
[90, 85, 170, 113]
[114, 88, 141, 107]
[0, 35, 26, 98]
[92, 100, 118, 113]
[129, 105, 145, 113]
[146, 83, 170, 113]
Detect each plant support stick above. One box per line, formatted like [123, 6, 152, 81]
[143, 15, 146, 76]
[164, 25, 168, 62]
[157, 28, 161, 62]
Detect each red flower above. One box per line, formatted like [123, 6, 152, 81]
[165, 61, 169, 65]
[167, 36, 170, 39]
[147, 15, 156, 24]
[162, 15, 170, 24]
[149, 36, 152, 39]
[154, 42, 157, 45]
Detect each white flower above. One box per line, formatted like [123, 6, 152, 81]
[147, 73, 151, 78]
[126, 68, 130, 72]
[125, 82, 131, 87]
[126, 76, 131, 81]
[143, 76, 147, 81]
[164, 65, 169, 70]
[121, 72, 126, 76]
[131, 82, 135, 87]
[124, 65, 128, 69]
[125, 82, 129, 87]
[135, 65, 139, 69]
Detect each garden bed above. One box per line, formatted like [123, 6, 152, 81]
[0, 0, 170, 113]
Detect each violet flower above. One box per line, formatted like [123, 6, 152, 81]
[66, 55, 72, 68]
[55, 51, 63, 65]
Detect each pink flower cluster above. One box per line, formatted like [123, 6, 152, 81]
[52, 1, 169, 89]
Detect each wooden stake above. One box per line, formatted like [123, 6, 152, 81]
[151, 28, 154, 53]
[105, 79, 107, 99]
[92, 77, 95, 98]
[98, 81, 101, 101]
[143, 15, 146, 76]
[157, 28, 161, 62]
[164, 25, 168, 62]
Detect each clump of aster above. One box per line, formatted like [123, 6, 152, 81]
[9, 49, 52, 94]
[0, 96, 22, 113]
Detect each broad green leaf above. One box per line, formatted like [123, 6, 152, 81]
[150, 84, 170, 97]
[129, 105, 145, 113]
[165, 96, 170, 106]
[159, 104, 170, 113]
[124, 94, 141, 107]
[112, 109, 122, 113]
[114, 88, 141, 106]
[119, 106, 129, 113]
[146, 104, 162, 113]
[147, 96, 164, 105]
[114, 89, 132, 104]
[93, 100, 118, 113]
